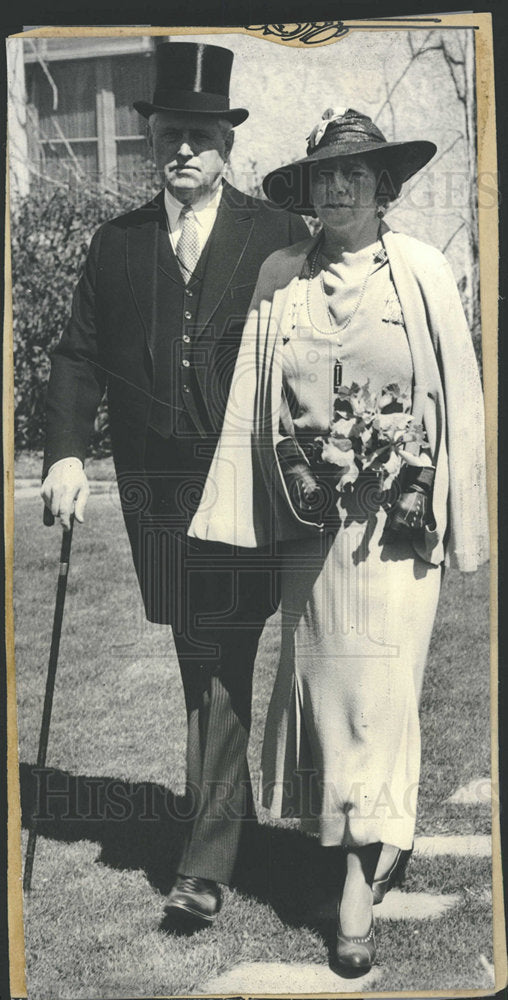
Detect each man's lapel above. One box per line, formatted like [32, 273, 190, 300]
[195, 181, 254, 336]
[126, 192, 166, 361]
[126, 191, 187, 356]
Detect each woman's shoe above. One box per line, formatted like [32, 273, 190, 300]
[336, 916, 376, 973]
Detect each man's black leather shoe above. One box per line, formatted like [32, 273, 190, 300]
[165, 875, 222, 926]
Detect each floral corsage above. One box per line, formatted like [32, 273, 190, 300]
[310, 381, 432, 494]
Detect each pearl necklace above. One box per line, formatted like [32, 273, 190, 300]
[305, 239, 384, 338]
[283, 236, 387, 393]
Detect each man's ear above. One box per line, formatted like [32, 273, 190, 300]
[225, 129, 235, 159]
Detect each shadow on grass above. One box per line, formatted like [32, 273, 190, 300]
[19, 763, 187, 895]
[19, 762, 347, 941]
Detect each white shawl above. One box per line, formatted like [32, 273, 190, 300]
[189, 230, 489, 572]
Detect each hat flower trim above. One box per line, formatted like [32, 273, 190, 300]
[306, 106, 350, 151]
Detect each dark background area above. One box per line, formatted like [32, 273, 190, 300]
[1, 2, 507, 999]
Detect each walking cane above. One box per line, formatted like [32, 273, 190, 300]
[23, 507, 75, 892]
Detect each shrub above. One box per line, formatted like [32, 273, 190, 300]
[12, 177, 157, 456]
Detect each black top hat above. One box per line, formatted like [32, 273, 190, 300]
[133, 42, 248, 126]
[263, 107, 436, 215]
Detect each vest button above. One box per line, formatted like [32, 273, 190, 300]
[185, 289, 193, 297]
[183, 385, 190, 393]
[183, 334, 190, 343]
[184, 310, 192, 320]
[182, 359, 190, 368]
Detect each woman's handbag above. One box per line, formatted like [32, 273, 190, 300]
[276, 390, 335, 527]
[275, 436, 326, 526]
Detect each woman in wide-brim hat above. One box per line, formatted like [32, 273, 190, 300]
[188, 107, 489, 973]
[262, 105, 436, 215]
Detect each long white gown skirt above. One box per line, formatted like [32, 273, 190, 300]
[260, 504, 441, 850]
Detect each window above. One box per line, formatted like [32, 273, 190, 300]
[25, 52, 156, 189]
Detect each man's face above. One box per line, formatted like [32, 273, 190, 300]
[149, 111, 233, 203]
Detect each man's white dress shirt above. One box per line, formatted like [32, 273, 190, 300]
[164, 184, 223, 258]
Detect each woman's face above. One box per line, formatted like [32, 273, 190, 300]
[310, 156, 379, 235]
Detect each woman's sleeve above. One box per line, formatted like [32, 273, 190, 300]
[427, 253, 490, 571]
[188, 264, 279, 547]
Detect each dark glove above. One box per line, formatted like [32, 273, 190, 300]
[275, 437, 328, 526]
[385, 463, 436, 534]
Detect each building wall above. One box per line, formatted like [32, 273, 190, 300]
[18, 36, 157, 190]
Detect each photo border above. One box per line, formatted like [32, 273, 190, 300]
[2, 11, 504, 1000]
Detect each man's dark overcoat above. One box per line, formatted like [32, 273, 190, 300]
[44, 181, 308, 623]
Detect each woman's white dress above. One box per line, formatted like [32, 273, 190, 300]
[260, 241, 442, 850]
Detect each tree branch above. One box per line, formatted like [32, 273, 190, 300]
[381, 59, 396, 139]
[441, 39, 466, 103]
[442, 221, 466, 256]
[403, 132, 464, 195]
[457, 33, 466, 62]
[375, 34, 447, 123]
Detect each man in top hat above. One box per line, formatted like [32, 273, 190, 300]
[41, 41, 308, 928]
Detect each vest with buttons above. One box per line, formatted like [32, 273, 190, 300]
[148, 224, 212, 438]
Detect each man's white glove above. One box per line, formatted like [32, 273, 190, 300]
[40, 457, 90, 530]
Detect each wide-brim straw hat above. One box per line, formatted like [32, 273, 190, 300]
[134, 42, 248, 127]
[263, 107, 437, 215]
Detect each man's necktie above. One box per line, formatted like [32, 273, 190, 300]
[175, 205, 200, 284]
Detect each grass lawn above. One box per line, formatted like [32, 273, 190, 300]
[13, 492, 494, 997]
[14, 450, 115, 481]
